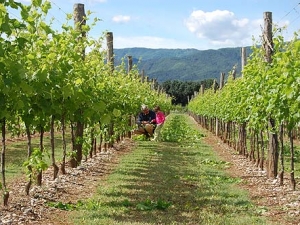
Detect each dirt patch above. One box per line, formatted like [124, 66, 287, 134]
[201, 131, 300, 225]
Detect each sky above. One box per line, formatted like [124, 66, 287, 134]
[17, 0, 300, 50]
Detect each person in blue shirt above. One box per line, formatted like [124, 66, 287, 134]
[135, 104, 156, 138]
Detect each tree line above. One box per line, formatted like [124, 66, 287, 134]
[161, 79, 215, 106]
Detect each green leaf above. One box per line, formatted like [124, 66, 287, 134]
[113, 108, 121, 117]
[20, 82, 33, 94]
[75, 78, 83, 85]
[0, 3, 6, 13]
[1, 20, 11, 34]
[32, 0, 42, 7]
[20, 6, 29, 20]
[94, 101, 106, 112]
[36, 69, 48, 82]
[41, 1, 51, 13]
[62, 85, 73, 98]
[285, 86, 294, 99]
[40, 21, 52, 34]
[16, 99, 24, 109]
[27, 54, 35, 60]
[100, 114, 111, 125]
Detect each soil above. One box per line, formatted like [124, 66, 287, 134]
[202, 133, 300, 225]
[1, 125, 300, 225]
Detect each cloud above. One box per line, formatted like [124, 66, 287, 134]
[112, 15, 131, 23]
[112, 36, 196, 49]
[185, 10, 262, 48]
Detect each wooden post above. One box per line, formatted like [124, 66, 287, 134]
[213, 78, 218, 135]
[127, 56, 133, 138]
[232, 66, 236, 80]
[213, 79, 218, 93]
[1, 119, 9, 205]
[241, 47, 247, 77]
[106, 32, 114, 72]
[106, 32, 114, 147]
[71, 3, 86, 167]
[216, 73, 225, 137]
[157, 85, 161, 95]
[141, 69, 145, 82]
[151, 78, 157, 90]
[200, 84, 205, 95]
[73, 3, 86, 59]
[263, 12, 273, 64]
[263, 11, 278, 179]
[127, 56, 132, 74]
[153, 78, 158, 90]
[220, 72, 225, 89]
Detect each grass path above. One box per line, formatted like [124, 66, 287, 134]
[68, 113, 268, 224]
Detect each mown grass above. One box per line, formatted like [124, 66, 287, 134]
[66, 114, 268, 225]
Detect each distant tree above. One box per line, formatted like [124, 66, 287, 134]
[161, 79, 215, 106]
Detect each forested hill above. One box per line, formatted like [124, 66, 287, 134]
[114, 47, 252, 83]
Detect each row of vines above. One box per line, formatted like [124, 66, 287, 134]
[188, 12, 300, 190]
[0, 0, 172, 205]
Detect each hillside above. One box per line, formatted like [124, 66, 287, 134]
[114, 47, 252, 83]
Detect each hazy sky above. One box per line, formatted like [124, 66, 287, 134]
[18, 0, 300, 50]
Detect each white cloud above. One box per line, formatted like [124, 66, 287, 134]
[112, 15, 131, 23]
[185, 10, 262, 48]
[113, 36, 196, 49]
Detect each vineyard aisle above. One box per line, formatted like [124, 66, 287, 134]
[45, 113, 275, 224]
[1, 114, 299, 224]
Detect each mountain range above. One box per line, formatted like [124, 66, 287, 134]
[113, 47, 252, 84]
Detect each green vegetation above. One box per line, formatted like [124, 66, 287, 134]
[61, 114, 267, 225]
[0, 0, 173, 200]
[187, 32, 300, 185]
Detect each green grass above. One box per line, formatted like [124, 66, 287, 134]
[65, 114, 268, 225]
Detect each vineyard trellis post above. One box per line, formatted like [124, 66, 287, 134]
[216, 72, 224, 137]
[70, 3, 86, 167]
[1, 119, 9, 205]
[199, 84, 206, 129]
[241, 47, 247, 78]
[263, 11, 279, 179]
[232, 66, 236, 80]
[127, 55, 133, 73]
[141, 69, 145, 83]
[237, 48, 247, 157]
[106, 32, 114, 72]
[106, 31, 115, 147]
[127, 56, 133, 138]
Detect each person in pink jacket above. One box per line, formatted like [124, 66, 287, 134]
[150, 105, 166, 142]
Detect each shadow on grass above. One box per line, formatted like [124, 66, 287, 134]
[75, 138, 265, 225]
